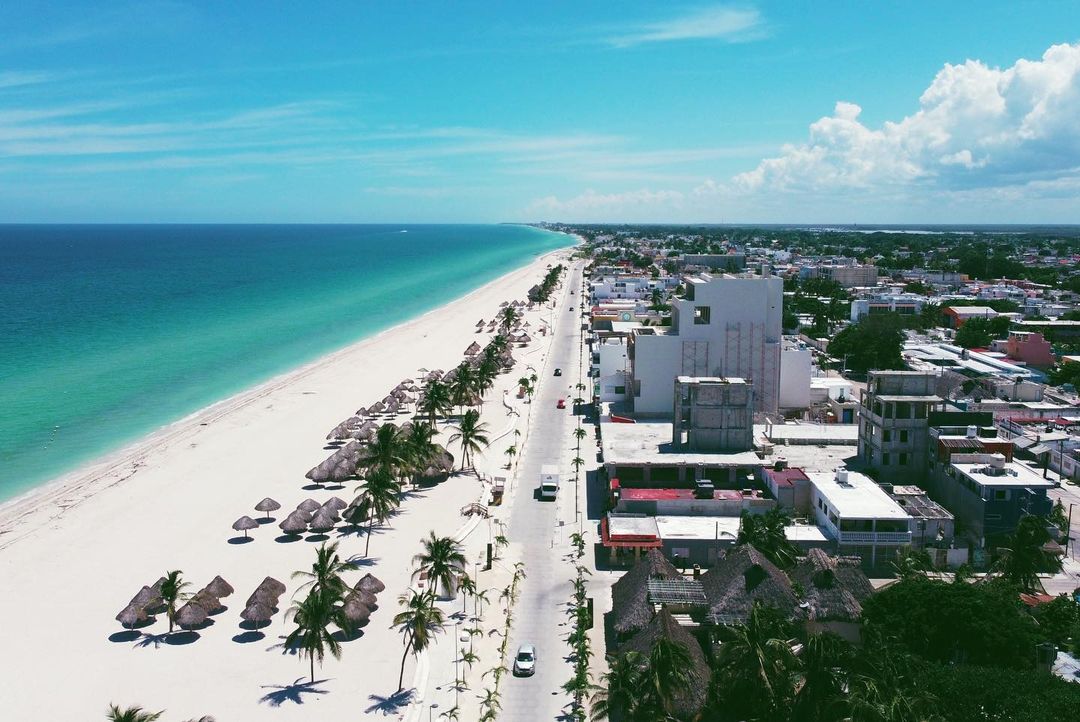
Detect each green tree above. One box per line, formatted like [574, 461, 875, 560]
[106, 705, 163, 722]
[418, 378, 453, 430]
[736, 508, 799, 569]
[710, 602, 800, 720]
[642, 637, 695, 719]
[590, 650, 645, 721]
[792, 633, 853, 722]
[355, 466, 401, 557]
[909, 661, 1080, 722]
[826, 315, 905, 373]
[994, 514, 1062, 592]
[393, 590, 446, 692]
[292, 541, 351, 598]
[954, 317, 994, 348]
[283, 586, 351, 683]
[359, 423, 411, 483]
[413, 531, 467, 601]
[159, 570, 189, 634]
[449, 409, 490, 471]
[403, 421, 440, 486]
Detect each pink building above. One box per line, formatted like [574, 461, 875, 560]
[1005, 331, 1055, 367]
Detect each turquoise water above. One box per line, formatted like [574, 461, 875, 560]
[0, 224, 570, 501]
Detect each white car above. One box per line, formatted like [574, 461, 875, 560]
[513, 643, 537, 676]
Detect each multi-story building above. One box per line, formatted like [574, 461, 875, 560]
[858, 371, 944, 483]
[672, 376, 754, 452]
[849, 294, 926, 322]
[932, 453, 1054, 545]
[800, 264, 878, 288]
[779, 340, 812, 413]
[677, 253, 746, 272]
[629, 274, 783, 415]
[807, 469, 913, 569]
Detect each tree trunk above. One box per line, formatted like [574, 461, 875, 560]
[398, 637, 413, 692]
[365, 512, 374, 558]
[311, 652, 315, 684]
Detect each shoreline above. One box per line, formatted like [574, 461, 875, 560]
[0, 241, 576, 546]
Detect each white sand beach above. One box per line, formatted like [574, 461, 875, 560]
[0, 246, 575, 721]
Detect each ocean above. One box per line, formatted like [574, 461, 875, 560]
[0, 224, 571, 502]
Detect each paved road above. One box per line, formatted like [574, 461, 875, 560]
[500, 261, 584, 721]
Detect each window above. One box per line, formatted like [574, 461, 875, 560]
[915, 404, 927, 419]
[994, 489, 1008, 501]
[882, 453, 891, 466]
[614, 385, 626, 395]
[899, 453, 908, 465]
[693, 306, 711, 324]
[884, 403, 894, 419]
[883, 430, 892, 442]
[896, 402, 911, 418]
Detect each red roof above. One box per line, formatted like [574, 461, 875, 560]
[600, 516, 662, 548]
[766, 468, 810, 487]
[619, 487, 757, 502]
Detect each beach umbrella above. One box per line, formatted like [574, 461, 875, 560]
[240, 601, 274, 629]
[476, 319, 485, 327]
[116, 603, 147, 630]
[203, 575, 234, 599]
[425, 370, 441, 382]
[342, 596, 372, 625]
[308, 510, 336, 534]
[258, 576, 286, 597]
[369, 401, 386, 414]
[279, 513, 308, 535]
[297, 498, 321, 513]
[323, 496, 348, 512]
[350, 425, 375, 441]
[392, 388, 407, 400]
[176, 602, 208, 630]
[305, 459, 334, 483]
[128, 585, 164, 614]
[356, 573, 386, 594]
[191, 589, 224, 614]
[384, 400, 400, 415]
[254, 497, 281, 521]
[327, 422, 353, 441]
[328, 459, 356, 483]
[232, 515, 259, 538]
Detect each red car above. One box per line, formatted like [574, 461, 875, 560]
[557, 398, 566, 409]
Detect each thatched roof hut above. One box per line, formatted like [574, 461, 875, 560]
[348, 588, 378, 607]
[203, 575, 234, 599]
[789, 548, 873, 623]
[254, 576, 286, 598]
[699, 545, 799, 625]
[128, 585, 164, 614]
[191, 589, 224, 615]
[355, 573, 385, 594]
[116, 603, 147, 629]
[176, 602, 208, 630]
[308, 510, 336, 534]
[607, 550, 682, 640]
[323, 496, 348, 512]
[254, 498, 281, 520]
[617, 608, 710, 720]
[297, 498, 321, 513]
[232, 515, 259, 537]
[342, 596, 372, 624]
[240, 601, 274, 627]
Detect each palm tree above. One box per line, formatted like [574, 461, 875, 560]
[393, 590, 446, 692]
[712, 601, 800, 720]
[493, 534, 509, 560]
[571, 456, 585, 475]
[458, 573, 476, 615]
[449, 409, 490, 471]
[504, 445, 517, 468]
[473, 588, 490, 618]
[355, 467, 401, 557]
[413, 532, 467, 600]
[359, 423, 410, 482]
[590, 650, 645, 720]
[403, 421, 440, 486]
[106, 705, 163, 722]
[450, 362, 478, 414]
[159, 570, 189, 634]
[737, 508, 800, 569]
[792, 633, 852, 722]
[994, 514, 1061, 592]
[517, 376, 533, 402]
[574, 426, 587, 442]
[642, 637, 695, 718]
[419, 379, 453, 430]
[500, 306, 520, 332]
[292, 541, 351, 598]
[890, 547, 934, 580]
[283, 586, 350, 683]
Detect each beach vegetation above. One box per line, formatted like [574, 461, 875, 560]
[292, 541, 351, 598]
[418, 379, 453, 429]
[393, 589, 446, 692]
[449, 409, 490, 471]
[402, 422, 441, 486]
[283, 585, 351, 683]
[736, 508, 800, 570]
[159, 570, 190, 634]
[359, 423, 411, 483]
[106, 704, 163, 722]
[992, 514, 1062, 592]
[412, 531, 467, 601]
[355, 467, 402, 557]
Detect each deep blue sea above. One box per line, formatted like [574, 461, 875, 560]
[0, 224, 570, 502]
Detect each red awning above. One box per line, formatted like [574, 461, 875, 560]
[610, 414, 636, 424]
[610, 478, 620, 490]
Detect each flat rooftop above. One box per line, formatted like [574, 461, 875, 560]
[767, 444, 860, 473]
[807, 471, 911, 520]
[655, 515, 741, 541]
[951, 459, 1055, 489]
[601, 421, 763, 467]
[785, 524, 831, 543]
[620, 487, 767, 502]
[759, 423, 858, 445]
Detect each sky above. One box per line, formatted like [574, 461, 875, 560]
[2, 1, 1079, 224]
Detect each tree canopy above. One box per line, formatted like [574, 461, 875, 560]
[826, 315, 905, 373]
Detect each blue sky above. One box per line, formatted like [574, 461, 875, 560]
[2, 1, 1079, 223]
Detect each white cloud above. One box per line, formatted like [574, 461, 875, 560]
[528, 188, 686, 217]
[608, 6, 764, 47]
[735, 42, 1080, 196]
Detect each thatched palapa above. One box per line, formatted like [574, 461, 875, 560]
[203, 575, 234, 599]
[355, 573, 385, 594]
[606, 549, 682, 641]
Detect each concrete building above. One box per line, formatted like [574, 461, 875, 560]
[887, 485, 955, 550]
[932, 453, 1054, 545]
[801, 264, 878, 288]
[629, 274, 783, 415]
[677, 253, 747, 272]
[807, 469, 913, 569]
[1005, 331, 1055, 368]
[672, 376, 754, 452]
[942, 305, 998, 328]
[849, 294, 926, 322]
[779, 342, 812, 412]
[594, 337, 631, 403]
[858, 371, 944, 483]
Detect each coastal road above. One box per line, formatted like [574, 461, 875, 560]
[501, 260, 585, 721]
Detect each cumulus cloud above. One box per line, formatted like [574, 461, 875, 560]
[735, 42, 1080, 195]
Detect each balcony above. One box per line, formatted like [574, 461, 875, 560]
[838, 531, 912, 544]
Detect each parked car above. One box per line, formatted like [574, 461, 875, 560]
[554, 368, 562, 376]
[557, 398, 566, 409]
[513, 643, 537, 676]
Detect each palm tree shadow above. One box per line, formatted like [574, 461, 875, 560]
[258, 677, 329, 706]
[365, 688, 414, 714]
[343, 554, 379, 567]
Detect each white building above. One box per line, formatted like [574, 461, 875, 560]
[629, 274, 783, 415]
[595, 337, 631, 402]
[807, 469, 913, 568]
[849, 294, 926, 322]
[779, 342, 812, 412]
